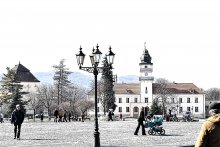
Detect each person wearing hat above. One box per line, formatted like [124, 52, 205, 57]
[195, 102, 220, 147]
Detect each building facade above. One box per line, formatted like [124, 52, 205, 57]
[12, 62, 40, 114]
[88, 46, 205, 118]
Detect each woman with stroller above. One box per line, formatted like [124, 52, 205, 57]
[134, 107, 146, 136]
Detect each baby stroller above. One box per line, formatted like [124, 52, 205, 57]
[145, 116, 165, 135]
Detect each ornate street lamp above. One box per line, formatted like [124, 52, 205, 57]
[76, 44, 115, 147]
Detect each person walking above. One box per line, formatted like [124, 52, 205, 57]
[54, 109, 58, 122]
[0, 113, 3, 123]
[119, 113, 123, 121]
[195, 102, 220, 147]
[134, 107, 146, 135]
[108, 109, 113, 121]
[68, 111, 72, 122]
[63, 110, 68, 122]
[40, 112, 44, 122]
[11, 104, 25, 140]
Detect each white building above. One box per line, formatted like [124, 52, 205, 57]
[88, 46, 205, 118]
[11, 62, 40, 114]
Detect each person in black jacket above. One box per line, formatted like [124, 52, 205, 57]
[134, 107, 146, 135]
[54, 109, 59, 122]
[11, 104, 25, 140]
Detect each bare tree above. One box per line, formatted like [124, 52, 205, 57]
[75, 98, 94, 117]
[28, 92, 42, 121]
[37, 84, 57, 120]
[205, 88, 220, 101]
[154, 78, 177, 115]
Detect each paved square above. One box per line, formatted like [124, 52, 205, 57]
[0, 119, 203, 147]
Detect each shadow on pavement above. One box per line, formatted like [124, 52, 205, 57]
[21, 139, 58, 140]
[161, 134, 184, 136]
[101, 146, 119, 147]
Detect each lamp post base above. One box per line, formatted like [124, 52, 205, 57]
[94, 131, 100, 147]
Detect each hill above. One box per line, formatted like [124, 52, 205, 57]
[0, 71, 139, 88]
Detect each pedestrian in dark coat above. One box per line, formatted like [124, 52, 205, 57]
[134, 107, 146, 135]
[68, 111, 72, 122]
[40, 112, 44, 122]
[108, 109, 113, 121]
[63, 110, 68, 122]
[11, 104, 25, 140]
[54, 109, 59, 122]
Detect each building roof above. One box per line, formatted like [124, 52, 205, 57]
[113, 83, 140, 95]
[153, 83, 204, 94]
[113, 83, 204, 95]
[12, 62, 40, 82]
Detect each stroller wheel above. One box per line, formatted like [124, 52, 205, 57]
[148, 129, 156, 135]
[158, 129, 165, 135]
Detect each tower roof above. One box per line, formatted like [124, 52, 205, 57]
[11, 62, 40, 82]
[140, 43, 152, 64]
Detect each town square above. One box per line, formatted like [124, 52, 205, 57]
[0, 119, 202, 147]
[1, 1, 220, 147]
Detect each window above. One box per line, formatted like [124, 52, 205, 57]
[134, 98, 138, 103]
[187, 98, 190, 103]
[195, 97, 198, 103]
[187, 107, 191, 111]
[145, 97, 148, 103]
[195, 107, 199, 112]
[119, 107, 122, 112]
[126, 107, 130, 112]
[126, 98, 129, 103]
[179, 107, 183, 113]
[145, 87, 148, 93]
[179, 98, 182, 103]
[171, 98, 174, 103]
[119, 98, 122, 103]
[134, 107, 138, 112]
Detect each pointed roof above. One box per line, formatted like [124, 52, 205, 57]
[11, 62, 40, 82]
[140, 43, 153, 65]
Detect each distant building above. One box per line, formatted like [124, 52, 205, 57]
[88, 45, 205, 118]
[12, 62, 40, 114]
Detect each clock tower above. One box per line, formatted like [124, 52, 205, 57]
[139, 43, 154, 105]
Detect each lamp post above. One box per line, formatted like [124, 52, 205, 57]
[76, 44, 115, 147]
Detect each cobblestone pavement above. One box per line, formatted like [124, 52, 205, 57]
[0, 119, 204, 147]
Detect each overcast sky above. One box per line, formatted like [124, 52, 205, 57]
[0, 0, 220, 90]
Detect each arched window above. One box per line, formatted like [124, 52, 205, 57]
[134, 107, 139, 112]
[145, 87, 148, 94]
